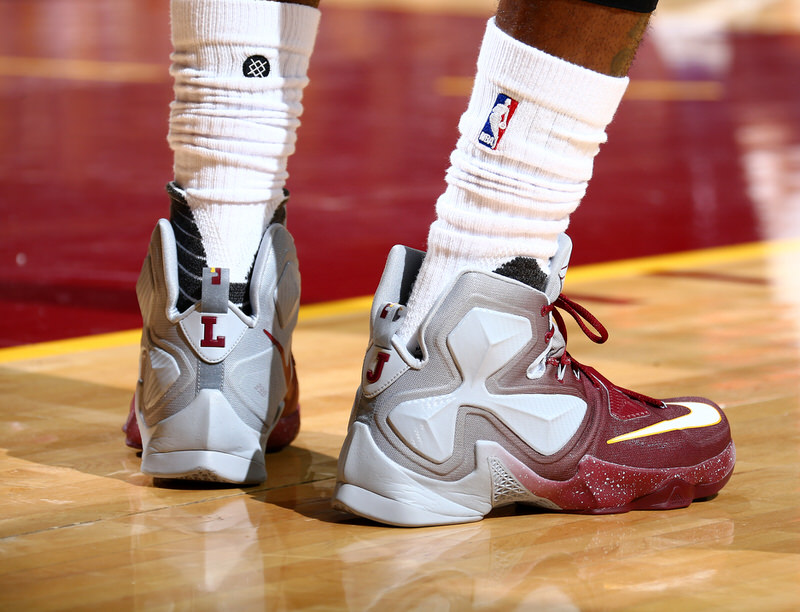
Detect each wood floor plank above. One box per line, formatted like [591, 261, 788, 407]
[1, 246, 798, 610]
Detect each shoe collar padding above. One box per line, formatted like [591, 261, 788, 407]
[369, 244, 425, 335]
[544, 233, 573, 304]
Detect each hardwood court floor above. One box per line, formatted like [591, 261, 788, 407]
[1, 241, 798, 611]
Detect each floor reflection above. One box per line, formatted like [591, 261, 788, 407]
[128, 497, 269, 609]
[332, 510, 736, 610]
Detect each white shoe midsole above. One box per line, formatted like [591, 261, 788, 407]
[136, 388, 266, 482]
[336, 421, 556, 525]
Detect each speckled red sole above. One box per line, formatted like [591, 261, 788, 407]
[500, 442, 736, 514]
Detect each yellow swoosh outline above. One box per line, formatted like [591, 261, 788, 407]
[606, 401, 722, 444]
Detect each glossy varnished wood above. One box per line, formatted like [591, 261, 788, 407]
[1, 244, 798, 610]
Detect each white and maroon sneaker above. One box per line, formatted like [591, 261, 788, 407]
[123, 186, 301, 484]
[333, 235, 735, 526]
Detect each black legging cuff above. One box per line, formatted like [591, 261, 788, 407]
[579, 0, 658, 13]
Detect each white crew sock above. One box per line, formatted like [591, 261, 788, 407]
[397, 18, 629, 343]
[168, 0, 320, 282]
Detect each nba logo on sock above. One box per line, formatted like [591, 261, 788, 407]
[478, 93, 518, 150]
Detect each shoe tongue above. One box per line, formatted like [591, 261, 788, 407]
[201, 267, 230, 313]
[545, 234, 573, 303]
[372, 303, 406, 348]
[372, 245, 425, 318]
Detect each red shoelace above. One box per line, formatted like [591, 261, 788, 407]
[541, 294, 666, 409]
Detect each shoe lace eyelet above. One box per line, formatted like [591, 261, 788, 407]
[534, 294, 665, 409]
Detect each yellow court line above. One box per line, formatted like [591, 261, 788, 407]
[298, 295, 373, 321]
[436, 77, 724, 101]
[0, 297, 374, 365]
[0, 45, 726, 103]
[0, 56, 166, 84]
[625, 80, 724, 101]
[1, 53, 724, 104]
[563, 237, 800, 284]
[0, 329, 143, 365]
[1, 237, 798, 365]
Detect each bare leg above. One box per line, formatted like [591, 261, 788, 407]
[397, 0, 658, 341]
[496, 0, 650, 77]
[277, 0, 319, 7]
[333, 0, 733, 528]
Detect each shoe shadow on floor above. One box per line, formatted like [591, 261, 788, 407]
[244, 432, 348, 522]
[0, 367, 149, 480]
[0, 366, 735, 535]
[0, 367, 338, 489]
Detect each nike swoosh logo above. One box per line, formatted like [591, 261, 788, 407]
[606, 401, 721, 444]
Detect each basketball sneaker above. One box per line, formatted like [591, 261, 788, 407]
[333, 235, 735, 526]
[123, 185, 301, 484]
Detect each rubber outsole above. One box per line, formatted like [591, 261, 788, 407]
[333, 422, 736, 527]
[132, 386, 294, 485]
[141, 449, 266, 484]
[333, 470, 733, 526]
[333, 483, 484, 526]
[124, 365, 300, 483]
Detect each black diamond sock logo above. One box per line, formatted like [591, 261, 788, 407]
[243, 55, 270, 78]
